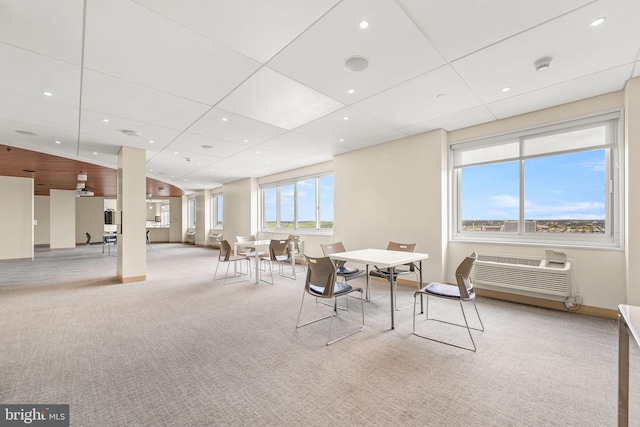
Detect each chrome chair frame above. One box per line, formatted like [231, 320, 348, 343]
[213, 240, 251, 285]
[412, 252, 484, 352]
[296, 256, 365, 345]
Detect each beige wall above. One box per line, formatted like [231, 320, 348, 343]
[50, 189, 76, 249]
[34, 195, 50, 245]
[0, 176, 33, 260]
[76, 197, 107, 245]
[222, 178, 257, 247]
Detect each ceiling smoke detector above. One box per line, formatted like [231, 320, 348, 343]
[534, 57, 552, 71]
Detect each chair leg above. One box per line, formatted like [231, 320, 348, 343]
[412, 293, 481, 352]
[297, 290, 365, 346]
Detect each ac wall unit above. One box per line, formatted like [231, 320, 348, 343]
[473, 252, 572, 297]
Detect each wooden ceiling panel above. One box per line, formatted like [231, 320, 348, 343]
[0, 145, 183, 198]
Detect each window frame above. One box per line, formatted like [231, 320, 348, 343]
[260, 172, 334, 235]
[187, 197, 196, 229]
[211, 191, 223, 230]
[449, 111, 624, 249]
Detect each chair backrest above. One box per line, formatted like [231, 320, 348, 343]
[305, 256, 338, 298]
[236, 235, 256, 252]
[321, 242, 347, 268]
[320, 241, 347, 256]
[219, 240, 232, 262]
[288, 234, 301, 252]
[455, 252, 477, 299]
[386, 241, 416, 252]
[269, 239, 291, 259]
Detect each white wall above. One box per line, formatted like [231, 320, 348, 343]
[0, 176, 33, 260]
[50, 189, 76, 249]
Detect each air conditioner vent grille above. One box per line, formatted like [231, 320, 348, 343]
[474, 254, 572, 297]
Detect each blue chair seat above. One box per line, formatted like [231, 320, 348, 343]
[309, 281, 352, 297]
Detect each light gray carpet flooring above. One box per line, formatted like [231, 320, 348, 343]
[0, 243, 637, 426]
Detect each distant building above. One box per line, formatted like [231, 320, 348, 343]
[503, 220, 537, 232]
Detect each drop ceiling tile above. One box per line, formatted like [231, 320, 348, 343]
[295, 107, 398, 145]
[84, 0, 260, 104]
[339, 130, 409, 151]
[146, 150, 222, 179]
[268, 0, 446, 104]
[402, 106, 497, 135]
[217, 67, 344, 130]
[166, 132, 249, 158]
[133, 0, 341, 63]
[487, 64, 633, 120]
[452, 0, 640, 104]
[353, 65, 482, 129]
[0, 92, 78, 132]
[0, 44, 81, 107]
[79, 110, 182, 151]
[399, 0, 592, 60]
[0, 118, 80, 158]
[81, 70, 211, 130]
[633, 61, 640, 78]
[188, 108, 287, 145]
[0, 0, 83, 64]
[252, 132, 331, 157]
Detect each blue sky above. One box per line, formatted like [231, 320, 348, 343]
[461, 150, 605, 221]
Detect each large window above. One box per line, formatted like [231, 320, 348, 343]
[450, 112, 622, 248]
[261, 173, 333, 232]
[187, 197, 196, 228]
[211, 192, 223, 229]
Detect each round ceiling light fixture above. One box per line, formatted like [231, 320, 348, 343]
[344, 56, 369, 72]
[120, 129, 141, 137]
[534, 57, 553, 71]
[15, 130, 38, 136]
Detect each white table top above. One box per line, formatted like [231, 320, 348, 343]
[329, 248, 428, 268]
[619, 304, 640, 346]
[235, 240, 272, 248]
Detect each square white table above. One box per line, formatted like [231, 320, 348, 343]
[618, 304, 640, 426]
[329, 249, 429, 330]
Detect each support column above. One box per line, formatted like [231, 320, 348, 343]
[625, 77, 640, 305]
[117, 146, 146, 283]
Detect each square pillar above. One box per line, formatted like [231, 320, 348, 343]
[117, 146, 146, 283]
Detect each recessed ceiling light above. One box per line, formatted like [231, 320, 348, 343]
[347, 89, 355, 94]
[359, 20, 369, 29]
[344, 56, 369, 72]
[54, 140, 61, 144]
[101, 118, 109, 123]
[343, 116, 349, 120]
[502, 87, 511, 92]
[534, 57, 552, 71]
[591, 17, 605, 26]
[174, 151, 179, 155]
[339, 138, 345, 142]
[42, 91, 52, 97]
[222, 117, 228, 122]
[93, 152, 98, 155]
[244, 139, 249, 143]
[149, 140, 154, 144]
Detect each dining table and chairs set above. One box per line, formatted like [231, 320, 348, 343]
[213, 236, 484, 350]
